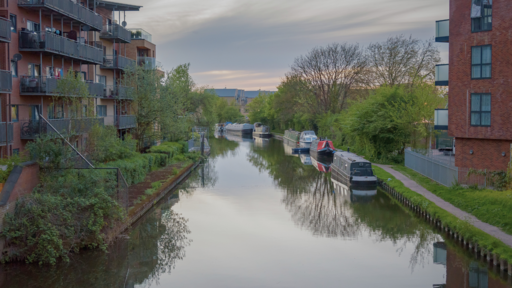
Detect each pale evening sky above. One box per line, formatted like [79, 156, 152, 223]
[120, 0, 449, 90]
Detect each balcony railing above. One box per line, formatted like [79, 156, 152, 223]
[20, 76, 104, 97]
[0, 123, 14, 145]
[100, 23, 131, 43]
[19, 30, 103, 64]
[118, 115, 136, 129]
[137, 57, 162, 70]
[101, 55, 135, 70]
[0, 70, 12, 93]
[20, 117, 104, 139]
[104, 85, 135, 100]
[0, 17, 11, 43]
[435, 64, 448, 86]
[435, 19, 449, 43]
[18, 0, 102, 31]
[434, 109, 448, 130]
[128, 28, 152, 42]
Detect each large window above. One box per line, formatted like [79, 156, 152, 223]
[96, 105, 107, 117]
[11, 105, 18, 122]
[28, 63, 41, 77]
[471, 0, 492, 32]
[472, 45, 491, 79]
[11, 60, 17, 78]
[471, 93, 491, 126]
[10, 14, 16, 33]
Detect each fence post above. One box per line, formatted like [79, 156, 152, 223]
[200, 133, 204, 156]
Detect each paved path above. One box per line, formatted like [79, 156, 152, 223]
[374, 164, 512, 248]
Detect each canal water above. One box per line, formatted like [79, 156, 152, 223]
[0, 137, 509, 287]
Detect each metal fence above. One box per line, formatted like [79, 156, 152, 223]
[405, 149, 458, 187]
[0, 17, 10, 42]
[0, 70, 12, 93]
[100, 23, 131, 43]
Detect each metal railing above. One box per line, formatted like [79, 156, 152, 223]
[100, 23, 131, 43]
[20, 117, 104, 139]
[118, 115, 136, 129]
[0, 123, 13, 144]
[0, 17, 11, 43]
[0, 70, 12, 93]
[17, 0, 103, 31]
[435, 64, 449, 86]
[128, 28, 152, 42]
[87, 81, 105, 97]
[20, 76, 103, 97]
[103, 85, 134, 100]
[101, 55, 135, 70]
[137, 57, 162, 70]
[19, 30, 103, 64]
[405, 149, 458, 187]
[435, 19, 449, 42]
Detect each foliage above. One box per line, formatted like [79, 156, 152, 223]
[86, 125, 137, 163]
[0, 155, 24, 183]
[214, 98, 244, 123]
[466, 168, 511, 191]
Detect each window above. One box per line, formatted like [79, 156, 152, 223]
[12, 149, 19, 156]
[48, 103, 64, 119]
[11, 105, 18, 122]
[472, 45, 491, 79]
[82, 105, 88, 117]
[29, 106, 40, 120]
[11, 60, 17, 78]
[471, 0, 492, 32]
[471, 93, 491, 126]
[27, 20, 40, 32]
[28, 63, 41, 77]
[96, 75, 106, 85]
[10, 14, 16, 33]
[96, 105, 107, 117]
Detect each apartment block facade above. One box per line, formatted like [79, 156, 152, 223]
[435, 0, 512, 172]
[0, 0, 162, 157]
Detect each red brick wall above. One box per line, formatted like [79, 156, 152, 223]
[449, 0, 512, 170]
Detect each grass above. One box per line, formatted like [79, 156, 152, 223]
[373, 166, 512, 262]
[391, 164, 512, 236]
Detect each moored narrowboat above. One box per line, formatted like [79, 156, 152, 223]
[309, 138, 335, 158]
[225, 123, 254, 135]
[284, 129, 300, 146]
[253, 122, 272, 138]
[331, 151, 378, 188]
[300, 131, 317, 146]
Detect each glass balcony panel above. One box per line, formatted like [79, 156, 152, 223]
[128, 28, 152, 42]
[101, 55, 135, 70]
[0, 17, 11, 42]
[435, 19, 449, 42]
[435, 109, 448, 130]
[435, 64, 449, 86]
[137, 57, 162, 70]
[0, 70, 12, 93]
[118, 115, 136, 129]
[100, 23, 131, 43]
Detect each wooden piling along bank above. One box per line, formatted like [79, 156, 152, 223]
[379, 180, 512, 276]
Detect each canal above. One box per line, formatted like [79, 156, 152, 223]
[0, 137, 509, 287]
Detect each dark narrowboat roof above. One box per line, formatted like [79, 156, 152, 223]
[335, 151, 371, 163]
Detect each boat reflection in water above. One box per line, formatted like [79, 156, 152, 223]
[214, 131, 225, 139]
[283, 140, 298, 157]
[254, 137, 270, 148]
[310, 154, 333, 173]
[224, 133, 254, 143]
[331, 170, 377, 204]
[300, 154, 312, 165]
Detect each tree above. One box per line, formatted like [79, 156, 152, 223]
[365, 35, 441, 87]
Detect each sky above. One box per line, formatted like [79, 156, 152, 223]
[121, 0, 449, 90]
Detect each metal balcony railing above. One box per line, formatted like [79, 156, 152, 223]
[101, 55, 135, 70]
[137, 57, 162, 70]
[435, 109, 448, 131]
[128, 28, 152, 42]
[19, 30, 103, 64]
[0, 123, 14, 145]
[100, 23, 131, 43]
[18, 0, 103, 31]
[104, 85, 134, 100]
[435, 20, 449, 43]
[20, 76, 104, 97]
[0, 70, 12, 93]
[118, 115, 136, 129]
[0, 17, 11, 43]
[20, 117, 104, 139]
[435, 64, 448, 86]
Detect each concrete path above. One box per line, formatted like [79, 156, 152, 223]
[374, 164, 512, 249]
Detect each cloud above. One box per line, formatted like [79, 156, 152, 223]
[122, 0, 449, 89]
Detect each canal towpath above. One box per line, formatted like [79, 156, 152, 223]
[374, 164, 512, 249]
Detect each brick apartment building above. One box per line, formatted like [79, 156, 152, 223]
[435, 0, 512, 172]
[0, 0, 162, 157]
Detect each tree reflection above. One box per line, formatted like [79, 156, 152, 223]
[209, 137, 240, 159]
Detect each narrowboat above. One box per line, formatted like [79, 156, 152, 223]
[309, 138, 335, 158]
[225, 123, 254, 136]
[253, 122, 272, 138]
[284, 129, 300, 146]
[331, 151, 378, 188]
[299, 131, 317, 146]
[225, 133, 254, 143]
[310, 154, 333, 173]
[300, 154, 312, 165]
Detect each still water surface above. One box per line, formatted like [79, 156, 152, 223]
[0, 137, 508, 287]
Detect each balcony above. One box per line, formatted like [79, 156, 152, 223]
[0, 123, 14, 145]
[100, 23, 131, 43]
[118, 115, 136, 129]
[434, 109, 448, 130]
[20, 76, 104, 97]
[137, 57, 162, 70]
[435, 64, 448, 86]
[0, 70, 12, 93]
[20, 117, 104, 139]
[19, 30, 103, 65]
[104, 85, 135, 100]
[0, 17, 11, 43]
[435, 20, 449, 43]
[128, 28, 152, 42]
[101, 55, 135, 70]
[17, 0, 102, 31]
